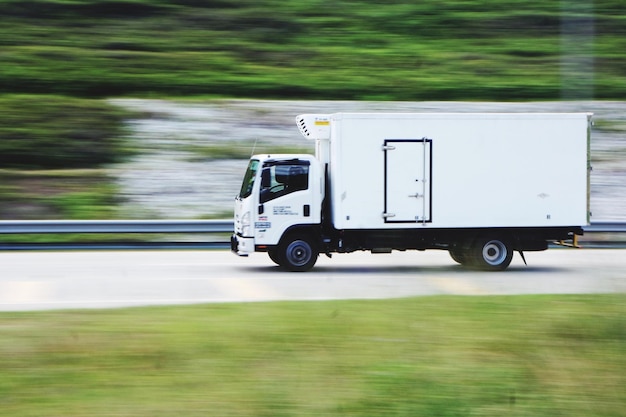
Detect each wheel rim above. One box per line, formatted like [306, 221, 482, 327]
[482, 240, 508, 266]
[286, 240, 311, 267]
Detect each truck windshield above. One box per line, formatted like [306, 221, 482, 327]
[238, 159, 259, 199]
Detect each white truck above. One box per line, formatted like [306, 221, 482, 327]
[231, 112, 591, 271]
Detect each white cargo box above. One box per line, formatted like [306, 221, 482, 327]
[325, 113, 590, 230]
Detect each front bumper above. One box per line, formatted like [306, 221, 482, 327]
[231, 233, 254, 256]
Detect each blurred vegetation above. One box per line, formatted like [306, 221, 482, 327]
[0, 0, 624, 100]
[0, 294, 624, 416]
[0, 96, 131, 169]
[0, 170, 120, 219]
[0, 96, 133, 219]
[0, 96, 136, 226]
[1, 0, 623, 219]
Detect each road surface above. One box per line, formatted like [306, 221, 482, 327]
[0, 249, 624, 311]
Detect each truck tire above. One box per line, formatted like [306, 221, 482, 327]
[279, 235, 318, 272]
[449, 241, 472, 265]
[267, 248, 283, 266]
[470, 237, 513, 271]
[449, 248, 468, 265]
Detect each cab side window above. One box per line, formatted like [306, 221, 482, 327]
[260, 162, 309, 203]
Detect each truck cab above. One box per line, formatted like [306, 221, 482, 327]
[232, 153, 323, 270]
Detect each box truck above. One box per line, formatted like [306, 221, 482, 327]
[231, 112, 591, 271]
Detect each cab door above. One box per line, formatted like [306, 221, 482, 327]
[255, 159, 318, 245]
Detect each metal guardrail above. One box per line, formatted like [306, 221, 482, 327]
[0, 220, 233, 251]
[0, 220, 232, 234]
[584, 222, 626, 233]
[0, 220, 623, 251]
[0, 220, 624, 234]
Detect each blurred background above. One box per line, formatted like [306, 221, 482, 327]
[1, 3, 625, 416]
[0, 0, 624, 223]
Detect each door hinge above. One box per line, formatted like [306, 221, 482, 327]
[382, 212, 396, 218]
[382, 145, 396, 151]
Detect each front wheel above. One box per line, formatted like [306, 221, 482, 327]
[469, 238, 513, 271]
[278, 235, 318, 272]
[267, 248, 283, 266]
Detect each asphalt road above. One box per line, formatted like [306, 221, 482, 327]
[0, 249, 624, 311]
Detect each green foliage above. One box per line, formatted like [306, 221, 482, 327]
[47, 186, 119, 219]
[0, 170, 120, 220]
[0, 0, 624, 100]
[0, 95, 130, 169]
[0, 295, 624, 416]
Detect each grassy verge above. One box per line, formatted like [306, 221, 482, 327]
[0, 95, 133, 169]
[1, 295, 624, 416]
[0, 170, 120, 220]
[0, 96, 133, 221]
[0, 0, 624, 100]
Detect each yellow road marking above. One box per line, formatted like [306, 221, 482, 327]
[429, 277, 487, 295]
[212, 278, 281, 301]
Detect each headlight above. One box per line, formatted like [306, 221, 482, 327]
[241, 211, 251, 236]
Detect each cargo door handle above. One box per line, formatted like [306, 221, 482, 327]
[408, 193, 423, 198]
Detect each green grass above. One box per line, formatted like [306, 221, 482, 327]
[0, 295, 624, 416]
[592, 119, 626, 133]
[1, 0, 625, 219]
[0, 95, 134, 169]
[0, 169, 121, 220]
[0, 0, 624, 100]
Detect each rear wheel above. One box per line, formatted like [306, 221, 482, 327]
[449, 248, 468, 265]
[449, 241, 471, 265]
[278, 235, 318, 272]
[470, 237, 513, 271]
